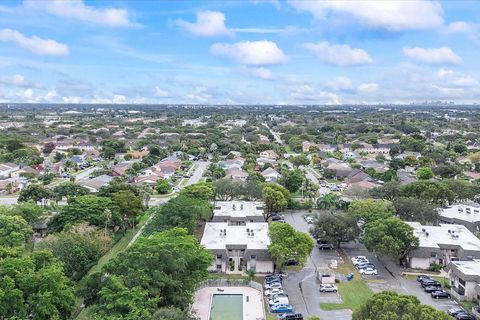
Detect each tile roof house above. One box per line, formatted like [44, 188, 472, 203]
[226, 167, 248, 181]
[259, 150, 279, 160]
[79, 175, 113, 193]
[261, 167, 280, 183]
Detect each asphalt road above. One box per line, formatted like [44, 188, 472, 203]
[282, 210, 353, 320]
[185, 160, 209, 186]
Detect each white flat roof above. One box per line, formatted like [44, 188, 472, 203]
[201, 222, 270, 250]
[407, 222, 480, 251]
[439, 204, 480, 223]
[450, 259, 480, 277]
[213, 201, 264, 218]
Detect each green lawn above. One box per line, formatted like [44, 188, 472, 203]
[320, 259, 373, 311]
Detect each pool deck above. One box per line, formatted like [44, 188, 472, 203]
[192, 286, 265, 320]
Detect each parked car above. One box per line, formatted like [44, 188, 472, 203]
[305, 217, 314, 224]
[416, 275, 432, 282]
[270, 304, 294, 313]
[351, 256, 367, 263]
[431, 290, 451, 299]
[268, 296, 289, 306]
[353, 258, 369, 266]
[318, 244, 334, 250]
[272, 215, 286, 223]
[286, 259, 298, 266]
[424, 285, 442, 293]
[356, 263, 375, 270]
[265, 288, 284, 297]
[264, 282, 282, 290]
[421, 280, 441, 288]
[448, 307, 466, 316]
[455, 313, 476, 320]
[359, 268, 378, 275]
[265, 276, 282, 284]
[319, 284, 338, 293]
[279, 313, 303, 320]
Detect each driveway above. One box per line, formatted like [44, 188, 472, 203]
[185, 160, 209, 186]
[282, 211, 352, 320]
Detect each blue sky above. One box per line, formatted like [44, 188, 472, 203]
[0, 0, 479, 104]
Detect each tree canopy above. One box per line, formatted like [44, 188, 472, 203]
[268, 222, 314, 269]
[362, 217, 419, 265]
[347, 199, 394, 223]
[310, 211, 360, 248]
[353, 291, 451, 320]
[262, 183, 290, 219]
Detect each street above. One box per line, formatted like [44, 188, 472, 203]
[185, 160, 210, 186]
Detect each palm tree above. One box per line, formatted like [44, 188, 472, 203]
[317, 194, 339, 209]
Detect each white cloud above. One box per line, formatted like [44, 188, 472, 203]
[242, 67, 273, 80]
[0, 74, 44, 89]
[187, 86, 213, 103]
[324, 76, 353, 91]
[403, 46, 462, 64]
[303, 41, 373, 66]
[112, 94, 127, 104]
[155, 86, 170, 97]
[62, 96, 81, 103]
[0, 29, 69, 56]
[25, 0, 134, 27]
[435, 69, 478, 87]
[16, 88, 34, 100]
[44, 90, 58, 101]
[357, 83, 379, 94]
[444, 21, 480, 45]
[176, 11, 233, 37]
[211, 40, 288, 65]
[288, 0, 444, 31]
[287, 83, 342, 104]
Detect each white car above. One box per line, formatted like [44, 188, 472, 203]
[264, 288, 284, 297]
[305, 217, 314, 224]
[360, 268, 378, 275]
[319, 284, 338, 293]
[264, 282, 282, 290]
[351, 256, 369, 265]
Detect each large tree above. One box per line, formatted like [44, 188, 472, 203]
[310, 211, 360, 248]
[180, 181, 215, 200]
[50, 195, 121, 232]
[213, 178, 244, 201]
[0, 249, 76, 320]
[18, 184, 52, 205]
[290, 154, 310, 167]
[52, 182, 90, 202]
[37, 223, 111, 281]
[262, 184, 290, 220]
[353, 291, 450, 320]
[84, 228, 212, 318]
[10, 201, 45, 225]
[268, 222, 314, 270]
[399, 180, 454, 204]
[0, 214, 32, 247]
[416, 167, 434, 180]
[156, 179, 172, 194]
[393, 197, 437, 224]
[112, 190, 143, 232]
[144, 194, 212, 235]
[347, 199, 394, 223]
[279, 169, 304, 193]
[362, 217, 419, 265]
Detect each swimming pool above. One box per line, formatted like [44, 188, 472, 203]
[209, 294, 243, 320]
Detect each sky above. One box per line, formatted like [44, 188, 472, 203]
[0, 0, 479, 105]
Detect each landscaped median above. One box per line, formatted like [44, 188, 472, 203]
[319, 255, 373, 311]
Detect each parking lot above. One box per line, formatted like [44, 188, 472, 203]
[282, 210, 460, 319]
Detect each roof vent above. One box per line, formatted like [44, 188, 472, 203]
[425, 232, 429, 237]
[233, 204, 236, 210]
[422, 228, 426, 232]
[240, 204, 244, 210]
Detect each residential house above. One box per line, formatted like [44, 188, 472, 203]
[0, 163, 20, 178]
[360, 159, 389, 173]
[406, 222, 480, 269]
[464, 171, 480, 182]
[226, 167, 248, 181]
[79, 175, 113, 193]
[111, 162, 133, 176]
[259, 150, 279, 160]
[261, 167, 280, 183]
[218, 159, 244, 171]
[211, 201, 265, 223]
[129, 149, 150, 159]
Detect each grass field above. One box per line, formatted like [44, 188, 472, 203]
[320, 258, 373, 311]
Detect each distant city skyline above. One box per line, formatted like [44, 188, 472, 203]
[0, 0, 479, 104]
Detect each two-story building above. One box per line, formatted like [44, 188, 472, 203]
[200, 201, 274, 274]
[438, 203, 480, 234]
[446, 259, 480, 301]
[406, 222, 480, 270]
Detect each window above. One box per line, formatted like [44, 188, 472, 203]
[250, 255, 256, 259]
[459, 278, 466, 286]
[430, 252, 437, 258]
[216, 255, 222, 259]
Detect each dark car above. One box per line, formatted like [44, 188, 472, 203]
[286, 259, 298, 266]
[279, 313, 303, 320]
[421, 280, 440, 288]
[455, 313, 476, 320]
[431, 290, 451, 299]
[448, 307, 466, 316]
[318, 244, 334, 250]
[424, 285, 442, 293]
[265, 277, 282, 284]
[416, 275, 432, 282]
